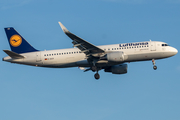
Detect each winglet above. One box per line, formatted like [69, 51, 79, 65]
[58, 22, 69, 33]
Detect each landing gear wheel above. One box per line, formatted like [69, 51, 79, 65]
[152, 59, 157, 70]
[94, 73, 100, 80]
[153, 65, 157, 70]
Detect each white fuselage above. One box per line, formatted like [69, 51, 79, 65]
[3, 41, 178, 68]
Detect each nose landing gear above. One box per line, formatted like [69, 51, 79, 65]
[153, 65, 157, 70]
[152, 59, 157, 70]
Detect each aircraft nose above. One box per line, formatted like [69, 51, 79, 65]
[171, 47, 178, 55]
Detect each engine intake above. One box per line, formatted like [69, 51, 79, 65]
[106, 51, 128, 62]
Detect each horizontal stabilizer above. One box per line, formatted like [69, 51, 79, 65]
[3, 50, 25, 59]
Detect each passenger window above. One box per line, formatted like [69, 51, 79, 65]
[44, 54, 46, 56]
[49, 54, 51, 56]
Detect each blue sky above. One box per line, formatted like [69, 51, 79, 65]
[0, 0, 180, 120]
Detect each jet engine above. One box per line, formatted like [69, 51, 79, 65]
[104, 64, 128, 74]
[106, 51, 128, 62]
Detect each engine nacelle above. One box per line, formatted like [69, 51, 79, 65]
[104, 64, 128, 74]
[106, 51, 128, 62]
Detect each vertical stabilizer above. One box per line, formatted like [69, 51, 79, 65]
[4, 27, 38, 53]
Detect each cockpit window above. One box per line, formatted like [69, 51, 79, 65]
[162, 44, 169, 46]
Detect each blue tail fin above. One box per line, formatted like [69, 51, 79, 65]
[4, 27, 38, 54]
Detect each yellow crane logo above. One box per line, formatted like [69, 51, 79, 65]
[10, 35, 22, 47]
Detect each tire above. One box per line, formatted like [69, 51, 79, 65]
[153, 65, 157, 70]
[94, 73, 100, 80]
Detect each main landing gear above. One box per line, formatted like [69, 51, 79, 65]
[91, 66, 100, 80]
[91, 60, 101, 80]
[152, 59, 157, 70]
[94, 72, 100, 80]
[91, 66, 97, 72]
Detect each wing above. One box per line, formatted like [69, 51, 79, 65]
[58, 22, 105, 57]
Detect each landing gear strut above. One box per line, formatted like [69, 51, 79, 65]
[91, 66, 97, 72]
[152, 59, 157, 70]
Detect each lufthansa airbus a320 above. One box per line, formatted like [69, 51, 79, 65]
[3, 22, 178, 80]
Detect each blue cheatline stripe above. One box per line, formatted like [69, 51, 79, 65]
[4, 27, 38, 54]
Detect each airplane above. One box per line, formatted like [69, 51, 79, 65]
[3, 22, 178, 80]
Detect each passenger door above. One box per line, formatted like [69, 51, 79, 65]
[36, 52, 41, 62]
[150, 41, 156, 51]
